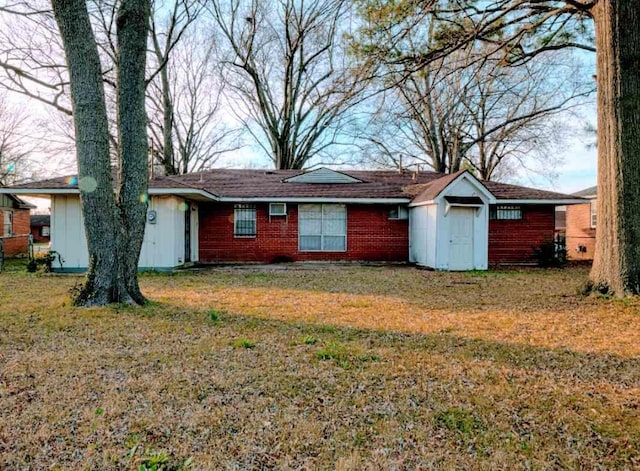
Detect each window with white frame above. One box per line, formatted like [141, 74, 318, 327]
[490, 205, 522, 220]
[590, 199, 597, 228]
[234, 204, 256, 237]
[269, 202, 287, 216]
[3, 211, 13, 236]
[389, 205, 408, 220]
[299, 204, 346, 251]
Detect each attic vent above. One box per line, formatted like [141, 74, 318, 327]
[283, 167, 362, 184]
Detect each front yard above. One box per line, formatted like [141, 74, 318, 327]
[1, 264, 639, 469]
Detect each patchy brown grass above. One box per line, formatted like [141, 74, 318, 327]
[1, 263, 640, 469]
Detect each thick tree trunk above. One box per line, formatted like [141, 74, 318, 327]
[53, 0, 151, 306]
[52, 0, 118, 306]
[590, 0, 640, 295]
[115, 0, 151, 305]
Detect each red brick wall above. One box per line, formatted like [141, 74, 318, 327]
[488, 205, 556, 265]
[198, 203, 409, 263]
[0, 208, 30, 257]
[565, 202, 595, 261]
[30, 227, 51, 243]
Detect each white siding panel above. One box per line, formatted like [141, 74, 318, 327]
[51, 195, 88, 269]
[52, 195, 188, 271]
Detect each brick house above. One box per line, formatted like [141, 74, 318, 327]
[0, 168, 585, 271]
[30, 214, 51, 243]
[0, 194, 34, 257]
[565, 186, 597, 261]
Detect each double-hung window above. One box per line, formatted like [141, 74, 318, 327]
[234, 204, 256, 237]
[299, 204, 346, 251]
[590, 199, 597, 228]
[3, 211, 13, 236]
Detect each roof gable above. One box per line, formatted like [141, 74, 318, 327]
[283, 167, 363, 184]
[410, 170, 495, 205]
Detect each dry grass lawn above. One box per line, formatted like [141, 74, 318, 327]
[1, 263, 640, 470]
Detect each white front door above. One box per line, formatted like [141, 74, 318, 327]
[449, 207, 475, 270]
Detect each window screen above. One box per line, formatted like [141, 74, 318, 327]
[299, 204, 346, 251]
[234, 204, 256, 237]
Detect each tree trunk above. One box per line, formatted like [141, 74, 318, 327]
[115, 0, 151, 305]
[590, 0, 640, 295]
[52, 0, 118, 306]
[52, 0, 150, 306]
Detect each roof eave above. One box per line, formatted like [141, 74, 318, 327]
[496, 198, 587, 205]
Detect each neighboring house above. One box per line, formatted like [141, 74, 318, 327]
[566, 185, 597, 261]
[0, 168, 585, 271]
[0, 194, 35, 257]
[30, 214, 51, 243]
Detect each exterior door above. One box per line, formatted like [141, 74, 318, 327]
[449, 207, 474, 270]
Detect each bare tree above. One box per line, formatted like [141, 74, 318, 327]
[357, 9, 593, 180]
[0, 93, 31, 185]
[208, 0, 370, 169]
[147, 22, 242, 174]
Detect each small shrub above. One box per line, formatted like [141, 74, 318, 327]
[25, 251, 63, 274]
[26, 259, 38, 273]
[270, 255, 293, 264]
[316, 341, 347, 361]
[208, 310, 222, 322]
[231, 338, 256, 349]
[532, 239, 566, 268]
[136, 449, 194, 471]
[434, 407, 486, 436]
[302, 335, 318, 345]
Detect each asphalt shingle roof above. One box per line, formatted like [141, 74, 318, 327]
[5, 168, 583, 202]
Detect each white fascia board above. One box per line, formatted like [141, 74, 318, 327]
[0, 187, 220, 200]
[218, 197, 411, 204]
[496, 199, 588, 205]
[408, 200, 436, 207]
[0, 188, 79, 195]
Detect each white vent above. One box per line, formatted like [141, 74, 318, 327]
[283, 167, 362, 184]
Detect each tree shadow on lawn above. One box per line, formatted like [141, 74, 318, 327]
[127, 300, 640, 389]
[144, 265, 595, 315]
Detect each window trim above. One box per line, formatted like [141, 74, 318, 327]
[590, 199, 597, 228]
[298, 204, 347, 252]
[233, 204, 257, 238]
